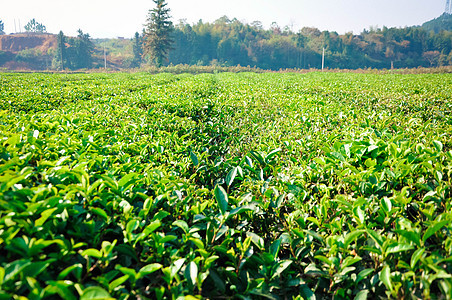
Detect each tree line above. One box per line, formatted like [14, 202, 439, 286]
[159, 15, 452, 69]
[137, 3, 452, 70]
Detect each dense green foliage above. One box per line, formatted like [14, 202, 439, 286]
[166, 16, 452, 70]
[0, 72, 451, 299]
[422, 13, 452, 34]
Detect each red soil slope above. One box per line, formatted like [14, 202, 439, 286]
[0, 33, 57, 53]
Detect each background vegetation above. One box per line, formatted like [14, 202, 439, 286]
[0, 13, 452, 70]
[165, 14, 452, 70]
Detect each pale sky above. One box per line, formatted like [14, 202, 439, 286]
[0, 0, 447, 38]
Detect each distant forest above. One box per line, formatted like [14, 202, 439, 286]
[164, 14, 452, 69]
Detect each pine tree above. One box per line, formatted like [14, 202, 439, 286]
[143, 0, 174, 67]
[73, 29, 94, 69]
[24, 19, 46, 33]
[132, 32, 143, 68]
[53, 31, 67, 70]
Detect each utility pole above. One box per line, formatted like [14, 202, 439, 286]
[14, 19, 17, 33]
[104, 45, 107, 69]
[446, 0, 451, 14]
[60, 42, 64, 70]
[322, 47, 325, 71]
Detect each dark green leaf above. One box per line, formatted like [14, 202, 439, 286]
[423, 220, 449, 242]
[270, 260, 292, 279]
[300, 284, 316, 300]
[190, 151, 199, 166]
[410, 248, 425, 269]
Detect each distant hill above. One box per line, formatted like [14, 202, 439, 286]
[422, 13, 452, 33]
[0, 33, 57, 70]
[0, 33, 57, 53]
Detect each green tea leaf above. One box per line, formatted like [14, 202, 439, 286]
[380, 197, 392, 213]
[185, 261, 198, 286]
[109, 275, 129, 290]
[423, 220, 449, 242]
[396, 230, 421, 248]
[228, 205, 254, 219]
[173, 220, 189, 233]
[270, 260, 292, 279]
[81, 249, 102, 258]
[315, 255, 333, 266]
[35, 208, 58, 227]
[23, 259, 56, 277]
[90, 207, 109, 221]
[143, 220, 161, 236]
[58, 264, 83, 281]
[356, 269, 373, 284]
[354, 290, 369, 300]
[341, 256, 362, 269]
[190, 151, 199, 166]
[353, 206, 365, 224]
[225, 167, 237, 187]
[410, 248, 425, 269]
[269, 239, 281, 259]
[385, 243, 414, 255]
[246, 232, 265, 250]
[138, 263, 162, 278]
[344, 230, 365, 248]
[300, 284, 316, 300]
[366, 229, 384, 249]
[245, 156, 253, 168]
[250, 151, 264, 165]
[80, 286, 113, 300]
[265, 148, 281, 162]
[214, 185, 228, 215]
[380, 265, 393, 292]
[45, 281, 77, 300]
[4, 259, 31, 283]
[433, 140, 443, 152]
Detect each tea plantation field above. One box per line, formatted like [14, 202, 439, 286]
[0, 72, 451, 299]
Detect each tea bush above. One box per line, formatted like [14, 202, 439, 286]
[0, 72, 451, 299]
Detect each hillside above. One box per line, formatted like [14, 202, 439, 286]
[0, 33, 57, 53]
[0, 33, 57, 70]
[422, 13, 452, 33]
